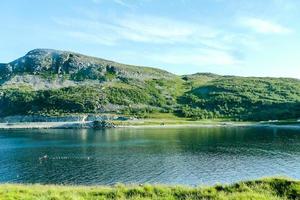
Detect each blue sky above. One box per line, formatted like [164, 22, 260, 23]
[0, 0, 300, 78]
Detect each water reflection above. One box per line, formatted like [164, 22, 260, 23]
[0, 127, 299, 185]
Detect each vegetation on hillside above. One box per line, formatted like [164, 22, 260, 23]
[0, 49, 300, 121]
[179, 76, 300, 121]
[0, 178, 299, 200]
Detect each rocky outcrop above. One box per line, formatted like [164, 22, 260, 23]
[2, 75, 77, 90]
[0, 49, 175, 89]
[0, 115, 133, 123]
[92, 120, 116, 129]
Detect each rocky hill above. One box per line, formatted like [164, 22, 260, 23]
[0, 49, 299, 121]
[0, 49, 175, 89]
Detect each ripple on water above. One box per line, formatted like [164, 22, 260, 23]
[0, 127, 300, 185]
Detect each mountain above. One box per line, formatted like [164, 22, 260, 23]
[1, 49, 175, 88]
[0, 49, 299, 121]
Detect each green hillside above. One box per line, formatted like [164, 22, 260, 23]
[0, 49, 299, 121]
[179, 76, 300, 120]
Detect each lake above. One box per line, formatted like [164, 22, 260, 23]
[0, 126, 299, 185]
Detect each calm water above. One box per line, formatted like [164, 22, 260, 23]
[0, 127, 300, 185]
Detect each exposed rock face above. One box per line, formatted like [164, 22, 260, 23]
[92, 120, 116, 129]
[2, 75, 77, 90]
[1, 49, 175, 89]
[9, 49, 107, 76]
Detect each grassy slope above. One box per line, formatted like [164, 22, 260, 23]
[1, 75, 300, 122]
[179, 75, 300, 121]
[0, 178, 299, 200]
[1, 49, 300, 121]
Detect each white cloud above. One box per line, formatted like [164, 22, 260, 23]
[114, 0, 130, 6]
[54, 15, 219, 45]
[67, 31, 117, 46]
[116, 15, 218, 44]
[149, 48, 241, 66]
[53, 14, 250, 67]
[240, 17, 292, 34]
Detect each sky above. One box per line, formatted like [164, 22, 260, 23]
[0, 0, 300, 78]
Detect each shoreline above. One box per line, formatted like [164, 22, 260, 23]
[0, 120, 299, 130]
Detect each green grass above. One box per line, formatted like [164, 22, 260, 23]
[179, 76, 300, 121]
[1, 50, 300, 122]
[0, 178, 299, 200]
[113, 113, 251, 126]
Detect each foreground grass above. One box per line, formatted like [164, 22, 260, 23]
[0, 178, 299, 200]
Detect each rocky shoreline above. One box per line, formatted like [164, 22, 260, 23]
[0, 121, 299, 130]
[0, 115, 299, 130]
[0, 115, 121, 129]
[0, 120, 117, 129]
[0, 114, 133, 123]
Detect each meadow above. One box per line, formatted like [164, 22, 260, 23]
[0, 178, 299, 200]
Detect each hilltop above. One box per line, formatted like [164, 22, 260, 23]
[0, 49, 175, 88]
[0, 49, 299, 121]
